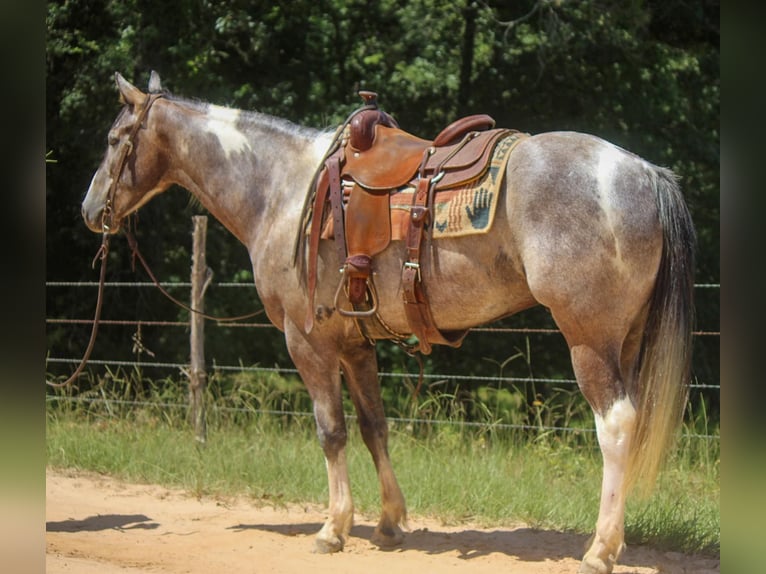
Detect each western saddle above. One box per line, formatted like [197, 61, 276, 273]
[298, 91, 516, 354]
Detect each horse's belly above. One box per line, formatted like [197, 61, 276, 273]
[368, 243, 536, 333]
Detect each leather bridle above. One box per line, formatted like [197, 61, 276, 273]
[101, 92, 164, 234]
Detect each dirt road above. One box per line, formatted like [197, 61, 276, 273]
[46, 468, 718, 574]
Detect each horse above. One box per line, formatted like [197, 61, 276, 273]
[81, 72, 695, 574]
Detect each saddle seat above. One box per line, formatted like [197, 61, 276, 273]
[302, 91, 513, 354]
[343, 127, 431, 190]
[343, 113, 496, 191]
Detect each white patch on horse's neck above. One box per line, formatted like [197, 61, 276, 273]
[205, 105, 252, 159]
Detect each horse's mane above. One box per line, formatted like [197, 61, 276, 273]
[159, 91, 322, 140]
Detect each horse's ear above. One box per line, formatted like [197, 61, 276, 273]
[115, 72, 145, 106]
[148, 70, 163, 93]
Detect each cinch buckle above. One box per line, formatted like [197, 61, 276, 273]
[403, 261, 421, 282]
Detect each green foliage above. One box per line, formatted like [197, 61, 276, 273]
[46, 1, 719, 416]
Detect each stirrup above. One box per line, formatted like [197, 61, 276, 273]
[333, 267, 379, 317]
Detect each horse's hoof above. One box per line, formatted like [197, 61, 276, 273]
[371, 525, 405, 549]
[313, 535, 344, 554]
[577, 556, 612, 574]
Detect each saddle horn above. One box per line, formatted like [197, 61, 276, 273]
[349, 91, 399, 152]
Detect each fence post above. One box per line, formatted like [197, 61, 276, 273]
[189, 215, 212, 444]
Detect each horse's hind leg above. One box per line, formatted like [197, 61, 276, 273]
[284, 322, 354, 553]
[567, 338, 637, 574]
[339, 341, 407, 548]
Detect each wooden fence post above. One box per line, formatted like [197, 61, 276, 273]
[189, 215, 212, 444]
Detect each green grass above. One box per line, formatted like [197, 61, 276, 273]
[46, 369, 719, 556]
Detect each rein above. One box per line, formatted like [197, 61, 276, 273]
[123, 227, 264, 323]
[47, 92, 262, 388]
[46, 233, 111, 388]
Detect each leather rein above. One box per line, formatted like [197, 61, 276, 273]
[47, 92, 262, 388]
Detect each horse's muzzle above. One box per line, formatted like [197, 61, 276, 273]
[81, 201, 103, 232]
[82, 204, 121, 234]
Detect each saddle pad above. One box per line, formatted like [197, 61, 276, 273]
[390, 131, 525, 239]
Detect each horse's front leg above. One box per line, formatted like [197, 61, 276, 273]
[340, 341, 407, 548]
[284, 322, 353, 553]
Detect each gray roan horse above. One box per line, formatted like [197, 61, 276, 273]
[82, 72, 695, 574]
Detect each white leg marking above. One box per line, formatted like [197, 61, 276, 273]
[583, 396, 636, 573]
[316, 451, 354, 552]
[594, 396, 636, 502]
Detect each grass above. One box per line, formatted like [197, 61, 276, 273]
[45, 368, 719, 556]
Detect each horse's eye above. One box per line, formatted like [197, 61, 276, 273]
[108, 135, 119, 146]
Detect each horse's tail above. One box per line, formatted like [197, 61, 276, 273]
[627, 166, 696, 496]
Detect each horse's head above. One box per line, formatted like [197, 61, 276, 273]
[82, 72, 169, 233]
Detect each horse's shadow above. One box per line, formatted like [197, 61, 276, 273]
[227, 520, 587, 563]
[226, 520, 695, 573]
[47, 514, 160, 532]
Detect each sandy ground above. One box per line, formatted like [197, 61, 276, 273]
[46, 468, 718, 574]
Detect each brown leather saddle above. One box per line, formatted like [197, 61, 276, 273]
[301, 91, 516, 354]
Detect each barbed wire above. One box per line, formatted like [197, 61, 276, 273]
[44, 357, 720, 390]
[44, 395, 719, 441]
[46, 281, 720, 331]
[46, 281, 720, 334]
[47, 318, 190, 327]
[45, 317, 721, 337]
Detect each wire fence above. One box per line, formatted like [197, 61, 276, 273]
[43, 393, 718, 441]
[46, 280, 720, 440]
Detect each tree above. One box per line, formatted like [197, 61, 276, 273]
[46, 0, 719, 415]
